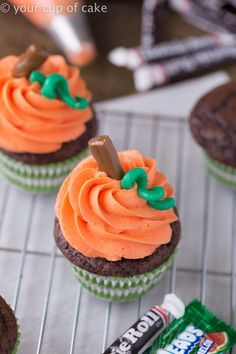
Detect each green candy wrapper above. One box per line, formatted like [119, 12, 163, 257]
[145, 300, 236, 354]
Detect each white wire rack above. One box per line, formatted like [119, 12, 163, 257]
[0, 108, 235, 354]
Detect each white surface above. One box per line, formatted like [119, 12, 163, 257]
[96, 71, 229, 117]
[0, 72, 235, 354]
[0, 113, 235, 354]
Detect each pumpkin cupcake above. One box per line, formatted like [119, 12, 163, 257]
[54, 136, 180, 301]
[0, 44, 96, 193]
[0, 296, 19, 354]
[190, 82, 236, 188]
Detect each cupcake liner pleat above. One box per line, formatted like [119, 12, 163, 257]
[203, 151, 236, 189]
[12, 322, 20, 354]
[0, 149, 88, 193]
[71, 249, 178, 302]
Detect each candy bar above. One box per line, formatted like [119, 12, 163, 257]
[134, 45, 236, 91]
[108, 33, 235, 70]
[140, 0, 166, 48]
[170, 0, 236, 34]
[145, 299, 236, 354]
[103, 294, 185, 354]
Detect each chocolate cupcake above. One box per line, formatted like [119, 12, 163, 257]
[190, 82, 236, 188]
[54, 135, 180, 301]
[0, 296, 19, 354]
[0, 45, 97, 193]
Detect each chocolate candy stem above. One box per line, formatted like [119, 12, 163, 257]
[89, 136, 124, 180]
[12, 44, 49, 78]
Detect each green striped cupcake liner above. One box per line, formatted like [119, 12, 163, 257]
[12, 325, 20, 354]
[0, 149, 88, 193]
[203, 151, 236, 189]
[71, 249, 178, 302]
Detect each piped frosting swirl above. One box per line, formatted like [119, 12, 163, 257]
[0, 55, 92, 154]
[56, 150, 178, 261]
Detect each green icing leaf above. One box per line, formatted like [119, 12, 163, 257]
[30, 70, 88, 110]
[121, 167, 175, 211]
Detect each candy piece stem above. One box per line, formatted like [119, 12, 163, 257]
[12, 44, 49, 78]
[89, 136, 124, 180]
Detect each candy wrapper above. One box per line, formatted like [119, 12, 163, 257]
[103, 294, 185, 354]
[109, 34, 236, 70]
[140, 0, 167, 48]
[170, 0, 236, 34]
[145, 300, 236, 354]
[134, 45, 236, 91]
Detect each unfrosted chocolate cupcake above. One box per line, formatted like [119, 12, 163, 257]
[54, 136, 180, 301]
[0, 45, 97, 193]
[0, 296, 19, 354]
[190, 82, 236, 188]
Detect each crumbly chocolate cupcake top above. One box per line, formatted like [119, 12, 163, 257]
[0, 45, 92, 155]
[190, 82, 236, 166]
[0, 296, 18, 354]
[55, 147, 178, 262]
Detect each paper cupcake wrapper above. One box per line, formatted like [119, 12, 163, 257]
[12, 325, 20, 354]
[0, 149, 88, 193]
[71, 249, 178, 302]
[203, 151, 236, 189]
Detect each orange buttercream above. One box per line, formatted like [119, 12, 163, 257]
[0, 55, 92, 154]
[56, 150, 178, 261]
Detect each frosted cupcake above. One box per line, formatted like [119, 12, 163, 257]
[0, 44, 96, 193]
[54, 136, 180, 301]
[0, 296, 19, 353]
[190, 83, 236, 188]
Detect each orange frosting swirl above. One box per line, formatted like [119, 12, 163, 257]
[56, 150, 178, 261]
[0, 55, 92, 154]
